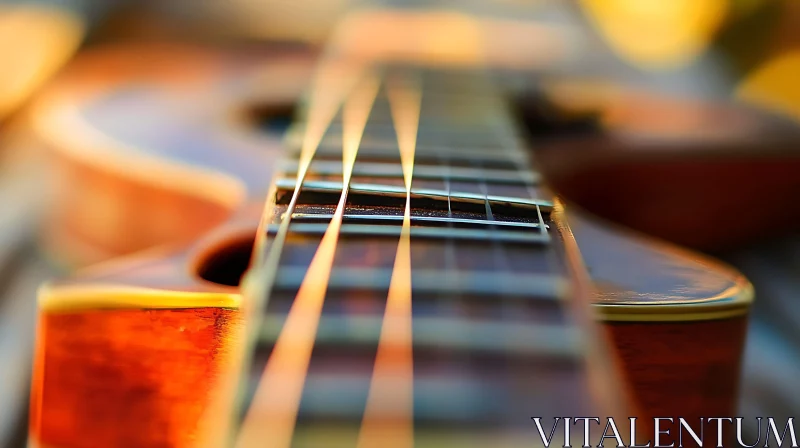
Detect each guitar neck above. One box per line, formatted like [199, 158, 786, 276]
[232, 65, 618, 445]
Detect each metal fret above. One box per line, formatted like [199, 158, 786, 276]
[289, 212, 549, 230]
[273, 178, 554, 210]
[269, 222, 551, 244]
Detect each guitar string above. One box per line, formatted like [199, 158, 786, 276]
[357, 71, 421, 448]
[341, 75, 561, 442]
[236, 69, 380, 448]
[241, 67, 558, 446]
[242, 57, 367, 370]
[352, 72, 558, 444]
[198, 58, 365, 448]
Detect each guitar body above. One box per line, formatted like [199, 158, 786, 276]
[29, 43, 752, 447]
[519, 81, 800, 252]
[30, 44, 315, 268]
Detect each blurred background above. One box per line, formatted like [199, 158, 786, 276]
[2, 0, 800, 446]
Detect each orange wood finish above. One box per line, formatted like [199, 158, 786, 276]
[31, 44, 237, 268]
[44, 149, 231, 267]
[604, 316, 748, 446]
[30, 307, 240, 448]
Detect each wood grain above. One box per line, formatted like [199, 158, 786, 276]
[30, 307, 240, 448]
[604, 316, 748, 446]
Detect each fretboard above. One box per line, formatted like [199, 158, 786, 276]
[233, 66, 606, 446]
[275, 70, 553, 252]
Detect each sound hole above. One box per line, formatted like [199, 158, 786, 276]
[195, 236, 255, 287]
[514, 90, 603, 140]
[247, 101, 297, 136]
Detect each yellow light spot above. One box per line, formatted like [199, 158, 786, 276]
[580, 0, 728, 69]
[738, 51, 800, 120]
[0, 4, 84, 118]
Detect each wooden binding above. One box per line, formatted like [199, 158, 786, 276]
[605, 317, 748, 446]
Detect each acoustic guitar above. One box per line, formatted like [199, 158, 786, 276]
[29, 8, 754, 448]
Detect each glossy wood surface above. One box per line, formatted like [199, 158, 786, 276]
[31, 308, 240, 448]
[539, 151, 800, 252]
[524, 85, 800, 252]
[605, 317, 748, 446]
